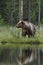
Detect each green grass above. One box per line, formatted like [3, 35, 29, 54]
[0, 63, 17, 65]
[0, 26, 42, 43]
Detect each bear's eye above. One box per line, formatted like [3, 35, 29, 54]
[21, 21, 24, 24]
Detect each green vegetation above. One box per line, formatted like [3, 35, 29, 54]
[0, 26, 42, 43]
[0, 0, 43, 25]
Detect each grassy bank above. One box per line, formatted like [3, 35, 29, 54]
[0, 26, 42, 43]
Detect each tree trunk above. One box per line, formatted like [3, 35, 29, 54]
[19, 0, 23, 21]
[38, 0, 41, 30]
[27, 0, 31, 22]
[10, 0, 14, 25]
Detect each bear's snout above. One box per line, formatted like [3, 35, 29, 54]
[16, 24, 19, 28]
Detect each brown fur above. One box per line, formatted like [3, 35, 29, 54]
[16, 21, 36, 37]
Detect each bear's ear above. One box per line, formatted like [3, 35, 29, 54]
[21, 21, 24, 24]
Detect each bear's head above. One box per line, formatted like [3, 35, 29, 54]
[16, 21, 24, 28]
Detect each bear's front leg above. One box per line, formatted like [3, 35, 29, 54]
[22, 29, 27, 37]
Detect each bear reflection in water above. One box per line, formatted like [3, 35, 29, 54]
[17, 48, 37, 65]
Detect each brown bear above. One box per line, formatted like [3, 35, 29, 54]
[16, 21, 36, 37]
